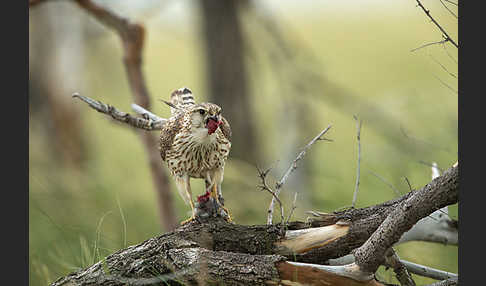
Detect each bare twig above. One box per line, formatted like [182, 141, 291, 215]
[438, 0, 458, 19]
[257, 167, 285, 226]
[369, 171, 401, 197]
[414, 0, 458, 48]
[410, 39, 448, 52]
[429, 54, 457, 79]
[404, 177, 413, 192]
[433, 74, 458, 94]
[400, 125, 455, 153]
[352, 116, 362, 208]
[442, 43, 458, 64]
[284, 193, 298, 226]
[276, 125, 333, 190]
[384, 248, 416, 286]
[267, 125, 332, 225]
[443, 0, 458, 6]
[72, 93, 163, 131]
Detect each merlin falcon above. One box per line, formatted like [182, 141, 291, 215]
[159, 87, 232, 224]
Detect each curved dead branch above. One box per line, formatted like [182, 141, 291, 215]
[72, 93, 165, 131]
[354, 165, 458, 273]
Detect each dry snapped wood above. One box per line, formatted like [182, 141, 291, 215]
[276, 223, 350, 254]
[274, 262, 383, 286]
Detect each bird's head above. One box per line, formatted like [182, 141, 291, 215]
[190, 103, 224, 135]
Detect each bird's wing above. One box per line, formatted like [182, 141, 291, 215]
[169, 87, 195, 116]
[219, 116, 232, 142]
[159, 113, 184, 161]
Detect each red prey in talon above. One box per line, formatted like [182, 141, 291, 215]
[197, 190, 211, 204]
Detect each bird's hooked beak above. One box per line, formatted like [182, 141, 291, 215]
[205, 116, 223, 135]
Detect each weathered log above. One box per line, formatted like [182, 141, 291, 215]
[49, 217, 379, 286]
[50, 166, 458, 286]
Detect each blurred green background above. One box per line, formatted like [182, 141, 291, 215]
[29, 0, 458, 285]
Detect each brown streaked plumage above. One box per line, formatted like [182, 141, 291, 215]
[159, 87, 232, 223]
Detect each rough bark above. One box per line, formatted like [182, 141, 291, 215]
[293, 192, 415, 263]
[353, 166, 458, 273]
[50, 217, 371, 286]
[50, 165, 458, 286]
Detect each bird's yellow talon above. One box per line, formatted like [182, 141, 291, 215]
[222, 207, 232, 222]
[180, 200, 197, 225]
[180, 214, 196, 225]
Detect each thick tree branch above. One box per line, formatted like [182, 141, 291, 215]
[354, 165, 458, 273]
[131, 103, 167, 124]
[72, 93, 165, 131]
[384, 248, 416, 286]
[398, 164, 457, 249]
[398, 161, 457, 246]
[397, 208, 458, 245]
[400, 259, 458, 281]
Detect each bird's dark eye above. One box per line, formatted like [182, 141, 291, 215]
[199, 109, 205, 115]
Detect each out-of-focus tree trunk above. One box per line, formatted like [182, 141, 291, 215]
[199, 0, 258, 163]
[29, 3, 87, 169]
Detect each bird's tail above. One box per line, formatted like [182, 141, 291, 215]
[169, 87, 195, 115]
